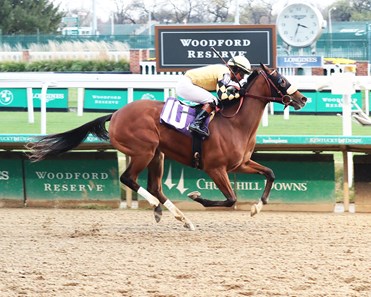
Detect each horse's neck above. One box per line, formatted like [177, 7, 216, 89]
[240, 97, 266, 132]
[244, 74, 270, 121]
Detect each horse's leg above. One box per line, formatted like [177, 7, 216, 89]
[188, 168, 237, 207]
[120, 152, 195, 230]
[147, 150, 195, 230]
[235, 159, 275, 216]
[120, 155, 161, 208]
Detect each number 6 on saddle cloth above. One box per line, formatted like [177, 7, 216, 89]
[160, 97, 211, 137]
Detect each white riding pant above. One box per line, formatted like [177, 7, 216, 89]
[176, 76, 217, 105]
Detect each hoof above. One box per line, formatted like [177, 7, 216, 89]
[187, 191, 201, 200]
[250, 204, 258, 217]
[154, 205, 162, 223]
[250, 202, 262, 217]
[184, 221, 195, 231]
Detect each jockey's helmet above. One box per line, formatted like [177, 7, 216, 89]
[227, 56, 251, 74]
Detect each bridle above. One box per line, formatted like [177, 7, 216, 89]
[220, 68, 294, 118]
[246, 69, 294, 106]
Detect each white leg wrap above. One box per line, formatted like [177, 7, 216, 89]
[163, 199, 179, 216]
[137, 187, 160, 207]
[164, 199, 195, 231]
[251, 200, 263, 217]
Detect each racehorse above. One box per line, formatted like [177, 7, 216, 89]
[27, 64, 307, 231]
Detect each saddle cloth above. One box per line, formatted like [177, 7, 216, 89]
[160, 97, 210, 137]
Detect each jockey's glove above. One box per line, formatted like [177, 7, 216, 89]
[239, 86, 247, 97]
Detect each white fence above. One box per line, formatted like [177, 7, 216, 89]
[0, 72, 370, 133]
[0, 51, 129, 62]
[0, 73, 179, 133]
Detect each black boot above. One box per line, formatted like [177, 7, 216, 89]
[189, 103, 215, 137]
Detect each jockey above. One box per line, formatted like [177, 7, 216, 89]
[176, 55, 252, 137]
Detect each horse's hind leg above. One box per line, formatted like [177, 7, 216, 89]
[120, 152, 195, 230]
[188, 168, 238, 207]
[147, 150, 195, 230]
[120, 155, 161, 208]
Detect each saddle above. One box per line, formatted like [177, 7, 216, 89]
[160, 97, 211, 137]
[160, 97, 211, 168]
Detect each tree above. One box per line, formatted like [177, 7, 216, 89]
[239, 0, 274, 24]
[205, 0, 232, 23]
[104, 0, 277, 25]
[329, 0, 371, 21]
[350, 0, 371, 21]
[328, 0, 353, 21]
[0, 0, 64, 34]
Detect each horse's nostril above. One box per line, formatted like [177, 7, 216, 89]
[302, 97, 307, 103]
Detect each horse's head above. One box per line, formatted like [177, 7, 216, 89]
[260, 63, 307, 110]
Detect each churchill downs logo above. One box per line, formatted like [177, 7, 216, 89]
[163, 164, 308, 195]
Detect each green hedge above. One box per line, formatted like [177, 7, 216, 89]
[0, 60, 130, 72]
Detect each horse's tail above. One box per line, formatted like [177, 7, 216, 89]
[26, 114, 113, 162]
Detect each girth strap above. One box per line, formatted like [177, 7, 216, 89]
[192, 134, 203, 169]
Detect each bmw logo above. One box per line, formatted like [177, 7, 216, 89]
[0, 90, 14, 105]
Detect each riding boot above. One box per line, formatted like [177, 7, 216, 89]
[189, 102, 216, 137]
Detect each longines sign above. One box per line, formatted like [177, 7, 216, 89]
[155, 24, 276, 72]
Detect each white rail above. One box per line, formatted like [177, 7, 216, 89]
[0, 72, 370, 134]
[0, 51, 129, 62]
[0, 73, 180, 133]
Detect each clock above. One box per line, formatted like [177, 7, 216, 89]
[276, 2, 324, 48]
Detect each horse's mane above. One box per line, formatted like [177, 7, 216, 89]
[247, 69, 259, 84]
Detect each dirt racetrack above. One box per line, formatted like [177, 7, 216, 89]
[0, 208, 370, 297]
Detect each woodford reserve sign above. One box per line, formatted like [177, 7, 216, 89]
[155, 24, 276, 72]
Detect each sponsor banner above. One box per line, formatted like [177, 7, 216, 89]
[0, 88, 68, 109]
[138, 154, 335, 203]
[32, 88, 68, 109]
[256, 135, 371, 145]
[155, 24, 276, 71]
[84, 89, 127, 110]
[316, 91, 362, 113]
[277, 56, 323, 68]
[134, 89, 164, 101]
[286, 91, 362, 113]
[0, 153, 24, 200]
[24, 152, 120, 201]
[84, 89, 166, 110]
[0, 88, 27, 108]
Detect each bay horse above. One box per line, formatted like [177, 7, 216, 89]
[27, 64, 307, 230]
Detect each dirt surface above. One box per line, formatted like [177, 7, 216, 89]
[0, 208, 370, 297]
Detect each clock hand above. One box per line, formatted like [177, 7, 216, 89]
[298, 23, 308, 28]
[294, 23, 300, 37]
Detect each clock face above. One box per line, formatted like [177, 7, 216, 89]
[276, 3, 323, 47]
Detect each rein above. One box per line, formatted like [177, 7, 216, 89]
[220, 69, 288, 118]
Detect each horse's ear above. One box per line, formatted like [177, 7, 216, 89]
[260, 63, 268, 73]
